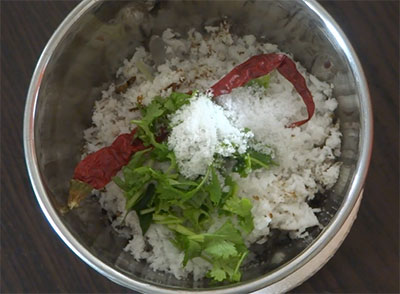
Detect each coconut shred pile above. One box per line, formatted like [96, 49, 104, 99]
[83, 24, 341, 281]
[168, 93, 253, 178]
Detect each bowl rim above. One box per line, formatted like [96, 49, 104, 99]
[23, 0, 373, 293]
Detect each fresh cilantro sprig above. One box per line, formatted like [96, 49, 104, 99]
[171, 220, 249, 282]
[112, 91, 278, 283]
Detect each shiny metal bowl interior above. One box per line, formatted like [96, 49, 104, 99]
[24, 0, 372, 293]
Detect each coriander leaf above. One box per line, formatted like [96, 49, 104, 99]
[205, 166, 222, 206]
[239, 214, 254, 234]
[175, 234, 203, 266]
[150, 142, 171, 161]
[223, 194, 254, 234]
[248, 150, 275, 170]
[223, 196, 252, 218]
[246, 74, 270, 89]
[112, 176, 127, 191]
[243, 127, 251, 133]
[220, 175, 237, 206]
[207, 265, 227, 282]
[133, 166, 184, 193]
[125, 185, 148, 211]
[206, 253, 247, 283]
[133, 184, 156, 234]
[184, 239, 202, 266]
[206, 220, 244, 246]
[126, 149, 152, 169]
[133, 184, 155, 211]
[137, 213, 152, 235]
[132, 92, 194, 150]
[132, 99, 165, 147]
[131, 119, 156, 147]
[155, 182, 186, 201]
[113, 149, 152, 192]
[183, 208, 209, 232]
[133, 92, 191, 144]
[163, 92, 192, 113]
[187, 191, 208, 209]
[203, 240, 237, 259]
[141, 100, 164, 122]
[166, 151, 178, 172]
[121, 169, 151, 191]
[233, 152, 252, 177]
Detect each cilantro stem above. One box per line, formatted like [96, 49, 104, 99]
[194, 167, 211, 190]
[182, 166, 211, 201]
[233, 251, 248, 277]
[168, 224, 196, 236]
[156, 219, 182, 224]
[153, 213, 184, 224]
[249, 156, 270, 169]
[140, 207, 155, 215]
[166, 153, 177, 174]
[231, 181, 238, 198]
[187, 234, 205, 242]
[126, 186, 147, 211]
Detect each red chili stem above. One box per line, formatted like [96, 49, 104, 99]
[210, 53, 315, 127]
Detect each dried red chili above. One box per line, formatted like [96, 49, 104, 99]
[211, 53, 315, 127]
[73, 129, 146, 189]
[68, 129, 146, 208]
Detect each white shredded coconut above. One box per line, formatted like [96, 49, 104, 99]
[83, 24, 342, 281]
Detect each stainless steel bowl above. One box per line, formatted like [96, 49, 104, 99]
[24, 0, 372, 293]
